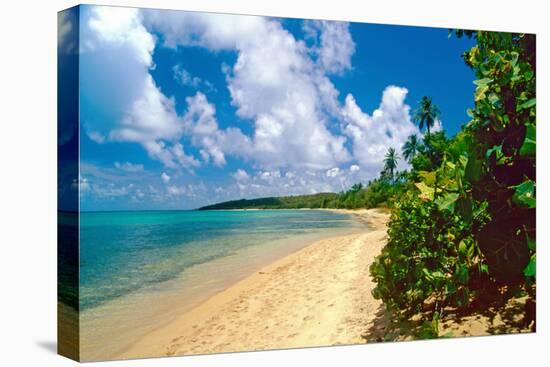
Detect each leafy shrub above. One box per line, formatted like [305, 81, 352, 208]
[370, 182, 489, 317]
[459, 31, 536, 283]
[370, 30, 536, 332]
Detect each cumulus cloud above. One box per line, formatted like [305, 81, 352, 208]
[326, 167, 341, 177]
[303, 20, 355, 75]
[87, 6, 154, 65]
[342, 86, 420, 173]
[81, 6, 199, 170]
[183, 92, 252, 166]
[233, 169, 250, 181]
[80, 6, 425, 207]
[167, 185, 185, 196]
[144, 10, 351, 170]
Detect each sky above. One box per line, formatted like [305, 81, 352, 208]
[59, 5, 476, 211]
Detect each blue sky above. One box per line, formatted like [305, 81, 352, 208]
[60, 5, 476, 211]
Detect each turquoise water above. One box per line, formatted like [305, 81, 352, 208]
[79, 210, 357, 312]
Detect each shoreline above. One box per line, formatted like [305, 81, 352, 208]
[79, 208, 372, 361]
[115, 208, 390, 360]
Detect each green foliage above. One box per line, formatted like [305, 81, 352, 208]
[402, 134, 422, 163]
[199, 176, 408, 211]
[423, 131, 450, 168]
[414, 96, 441, 135]
[460, 31, 536, 283]
[370, 144, 490, 317]
[370, 30, 536, 334]
[198, 193, 340, 210]
[383, 147, 400, 181]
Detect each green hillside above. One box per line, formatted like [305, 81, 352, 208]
[198, 192, 340, 210]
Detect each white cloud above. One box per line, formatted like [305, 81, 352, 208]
[172, 64, 215, 92]
[86, 129, 106, 144]
[183, 92, 251, 166]
[167, 185, 185, 195]
[161, 172, 171, 183]
[81, 6, 200, 170]
[87, 6, 154, 65]
[342, 86, 420, 174]
[144, 10, 351, 170]
[303, 20, 355, 75]
[173, 65, 201, 88]
[171, 143, 201, 168]
[326, 167, 341, 177]
[142, 11, 267, 50]
[114, 161, 144, 172]
[208, 166, 370, 204]
[80, 7, 424, 205]
[431, 119, 443, 133]
[232, 169, 250, 181]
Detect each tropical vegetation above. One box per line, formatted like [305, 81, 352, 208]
[370, 30, 536, 336]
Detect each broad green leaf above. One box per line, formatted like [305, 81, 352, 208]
[512, 180, 536, 208]
[467, 240, 475, 259]
[473, 78, 493, 86]
[464, 156, 482, 182]
[519, 123, 536, 157]
[475, 85, 489, 102]
[527, 237, 536, 251]
[524, 254, 536, 278]
[456, 197, 473, 223]
[458, 240, 467, 256]
[510, 52, 519, 67]
[517, 98, 536, 112]
[486, 144, 506, 165]
[415, 182, 435, 201]
[488, 93, 499, 105]
[480, 264, 489, 275]
[436, 192, 459, 212]
[418, 171, 436, 186]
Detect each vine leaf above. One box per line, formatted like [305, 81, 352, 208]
[524, 254, 536, 278]
[512, 180, 536, 208]
[519, 123, 536, 157]
[436, 192, 459, 212]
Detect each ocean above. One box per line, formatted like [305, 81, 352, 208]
[76, 209, 361, 360]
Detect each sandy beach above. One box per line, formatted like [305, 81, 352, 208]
[117, 209, 390, 359]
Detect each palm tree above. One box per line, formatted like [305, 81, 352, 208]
[383, 147, 399, 182]
[414, 96, 440, 135]
[402, 134, 421, 163]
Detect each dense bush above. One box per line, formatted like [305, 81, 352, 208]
[370, 30, 536, 332]
[460, 31, 536, 283]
